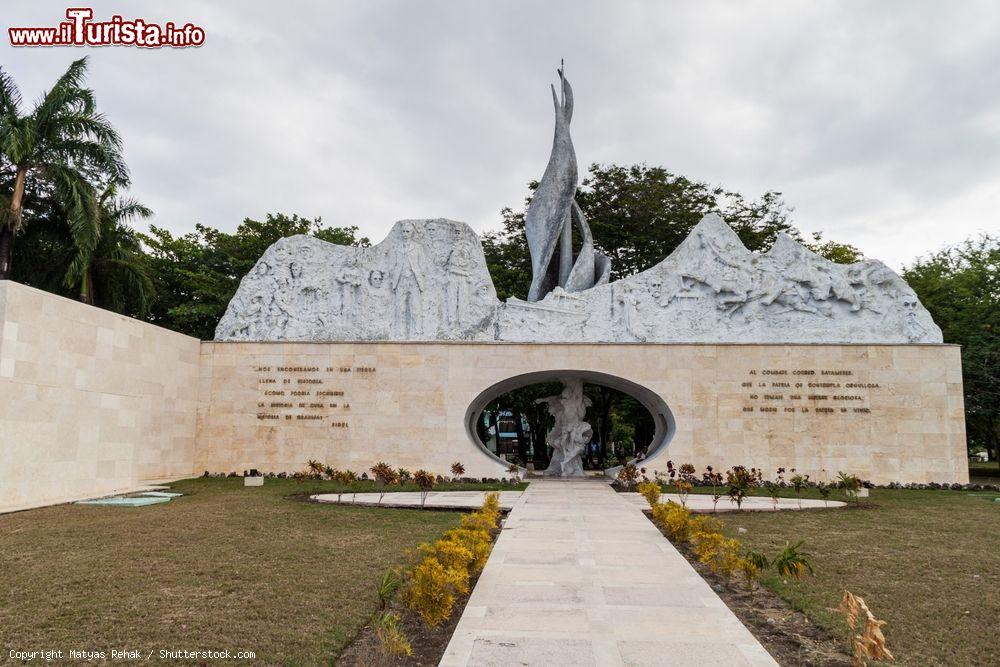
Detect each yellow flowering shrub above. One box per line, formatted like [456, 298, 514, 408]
[637, 480, 661, 507]
[403, 493, 502, 627]
[651, 501, 691, 542]
[402, 556, 467, 627]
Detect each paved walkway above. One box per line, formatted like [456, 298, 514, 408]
[312, 488, 842, 513]
[439, 478, 777, 666]
[312, 490, 523, 510]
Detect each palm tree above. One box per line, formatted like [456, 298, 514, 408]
[65, 184, 154, 314]
[0, 57, 127, 279]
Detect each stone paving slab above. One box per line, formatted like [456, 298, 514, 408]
[439, 479, 778, 666]
[311, 490, 523, 510]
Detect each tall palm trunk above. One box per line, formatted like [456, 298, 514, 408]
[78, 265, 94, 304]
[0, 166, 27, 280]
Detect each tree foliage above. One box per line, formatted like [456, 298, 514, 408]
[140, 213, 369, 340]
[904, 235, 1000, 463]
[483, 163, 860, 300]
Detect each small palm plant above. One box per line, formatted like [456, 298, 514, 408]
[370, 462, 400, 506]
[789, 472, 809, 509]
[838, 471, 862, 503]
[306, 459, 325, 480]
[506, 462, 521, 483]
[376, 568, 403, 611]
[817, 481, 831, 507]
[773, 541, 814, 581]
[413, 469, 436, 507]
[450, 461, 465, 482]
[332, 469, 353, 503]
[726, 466, 758, 510]
[703, 467, 724, 513]
[740, 549, 770, 594]
[397, 467, 412, 483]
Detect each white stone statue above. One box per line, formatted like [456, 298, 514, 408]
[536, 378, 592, 477]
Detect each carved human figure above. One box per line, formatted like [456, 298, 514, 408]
[535, 378, 591, 477]
[445, 228, 476, 326]
[388, 222, 430, 338]
[615, 282, 646, 341]
[900, 292, 927, 342]
[334, 257, 363, 318]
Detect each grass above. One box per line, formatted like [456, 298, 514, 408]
[700, 486, 1000, 666]
[0, 476, 491, 664]
[969, 460, 1000, 482]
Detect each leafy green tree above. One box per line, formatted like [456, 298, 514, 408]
[904, 235, 1000, 467]
[0, 58, 127, 279]
[66, 184, 153, 313]
[483, 163, 855, 300]
[140, 213, 369, 339]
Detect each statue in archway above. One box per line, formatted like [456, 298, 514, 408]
[535, 377, 592, 476]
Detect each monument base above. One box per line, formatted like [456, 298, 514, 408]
[197, 339, 968, 485]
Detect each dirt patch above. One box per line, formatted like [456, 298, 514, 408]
[644, 510, 854, 667]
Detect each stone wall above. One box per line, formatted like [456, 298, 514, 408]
[0, 282, 200, 512]
[197, 341, 968, 485]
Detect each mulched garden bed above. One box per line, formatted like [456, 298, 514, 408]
[644, 509, 854, 666]
[336, 512, 506, 666]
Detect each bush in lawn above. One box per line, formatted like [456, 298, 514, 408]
[789, 472, 809, 509]
[703, 466, 725, 512]
[306, 459, 325, 480]
[773, 540, 814, 581]
[397, 467, 412, 483]
[837, 471, 862, 502]
[637, 480, 661, 507]
[372, 610, 413, 660]
[725, 465, 761, 509]
[370, 462, 400, 505]
[413, 469, 436, 506]
[739, 549, 769, 594]
[450, 461, 465, 481]
[376, 568, 402, 611]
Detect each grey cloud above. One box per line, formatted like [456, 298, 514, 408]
[2, 0, 998, 269]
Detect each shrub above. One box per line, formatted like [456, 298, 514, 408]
[418, 540, 473, 594]
[838, 471, 862, 502]
[376, 568, 402, 611]
[370, 462, 400, 505]
[403, 556, 466, 627]
[789, 472, 809, 509]
[616, 463, 640, 491]
[306, 459, 325, 479]
[413, 469, 436, 506]
[450, 461, 466, 481]
[637, 480, 661, 507]
[703, 466, 724, 512]
[397, 467, 412, 482]
[372, 611, 412, 660]
[507, 462, 521, 482]
[443, 527, 492, 572]
[726, 466, 761, 509]
[651, 501, 691, 542]
[773, 540, 814, 581]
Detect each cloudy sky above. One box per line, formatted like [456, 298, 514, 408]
[3, 1, 998, 269]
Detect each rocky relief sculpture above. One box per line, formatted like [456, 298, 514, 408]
[215, 65, 941, 345]
[535, 378, 592, 477]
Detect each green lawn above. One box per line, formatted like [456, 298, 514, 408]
[969, 460, 1000, 483]
[0, 477, 487, 665]
[700, 487, 1000, 666]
